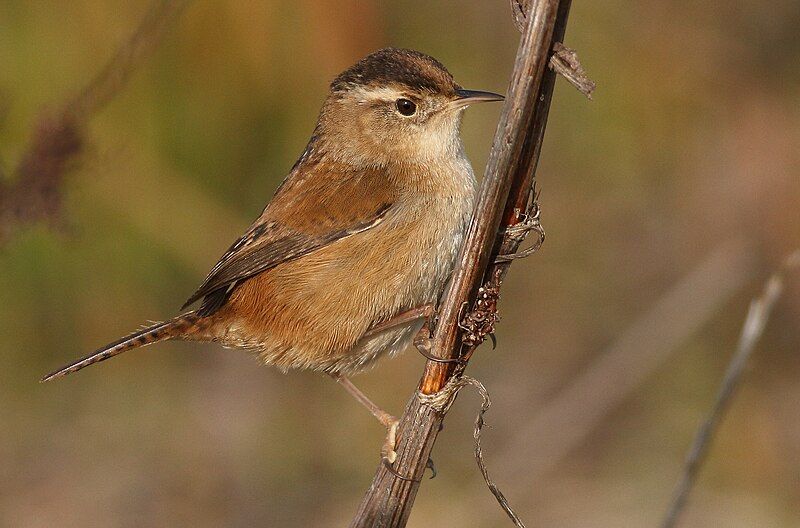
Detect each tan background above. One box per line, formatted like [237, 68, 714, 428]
[2, 1, 799, 526]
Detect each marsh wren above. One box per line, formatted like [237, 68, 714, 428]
[43, 48, 503, 462]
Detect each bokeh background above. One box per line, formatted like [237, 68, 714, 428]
[2, 1, 800, 526]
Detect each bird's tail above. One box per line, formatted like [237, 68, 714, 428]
[41, 312, 210, 382]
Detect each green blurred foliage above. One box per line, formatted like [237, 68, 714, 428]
[1, 1, 799, 526]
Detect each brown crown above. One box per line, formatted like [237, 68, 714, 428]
[331, 48, 459, 96]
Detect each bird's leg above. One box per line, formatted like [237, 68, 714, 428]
[362, 304, 436, 338]
[331, 374, 400, 464]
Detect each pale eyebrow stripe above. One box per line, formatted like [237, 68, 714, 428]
[351, 86, 407, 105]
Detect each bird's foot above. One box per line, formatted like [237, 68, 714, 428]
[413, 326, 460, 364]
[378, 413, 400, 465]
[377, 419, 437, 482]
[377, 414, 420, 482]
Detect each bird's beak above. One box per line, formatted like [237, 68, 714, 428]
[453, 88, 505, 108]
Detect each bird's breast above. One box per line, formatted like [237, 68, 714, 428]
[220, 159, 476, 372]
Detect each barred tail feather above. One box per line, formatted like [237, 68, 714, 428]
[41, 312, 207, 382]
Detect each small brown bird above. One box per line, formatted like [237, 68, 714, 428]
[43, 48, 503, 461]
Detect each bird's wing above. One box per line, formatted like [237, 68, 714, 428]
[181, 163, 395, 312]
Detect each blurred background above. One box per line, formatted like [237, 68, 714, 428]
[2, 1, 799, 526]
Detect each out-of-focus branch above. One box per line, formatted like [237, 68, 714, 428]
[350, 1, 574, 526]
[70, 0, 191, 121]
[458, 239, 756, 527]
[0, 0, 191, 245]
[660, 249, 800, 528]
[493, 238, 756, 487]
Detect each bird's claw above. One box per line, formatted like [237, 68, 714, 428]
[425, 457, 437, 479]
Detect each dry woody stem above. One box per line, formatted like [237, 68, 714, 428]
[549, 42, 595, 98]
[350, 1, 577, 526]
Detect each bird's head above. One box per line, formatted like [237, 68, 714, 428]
[315, 48, 503, 167]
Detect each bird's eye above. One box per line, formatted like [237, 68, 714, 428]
[395, 98, 417, 116]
